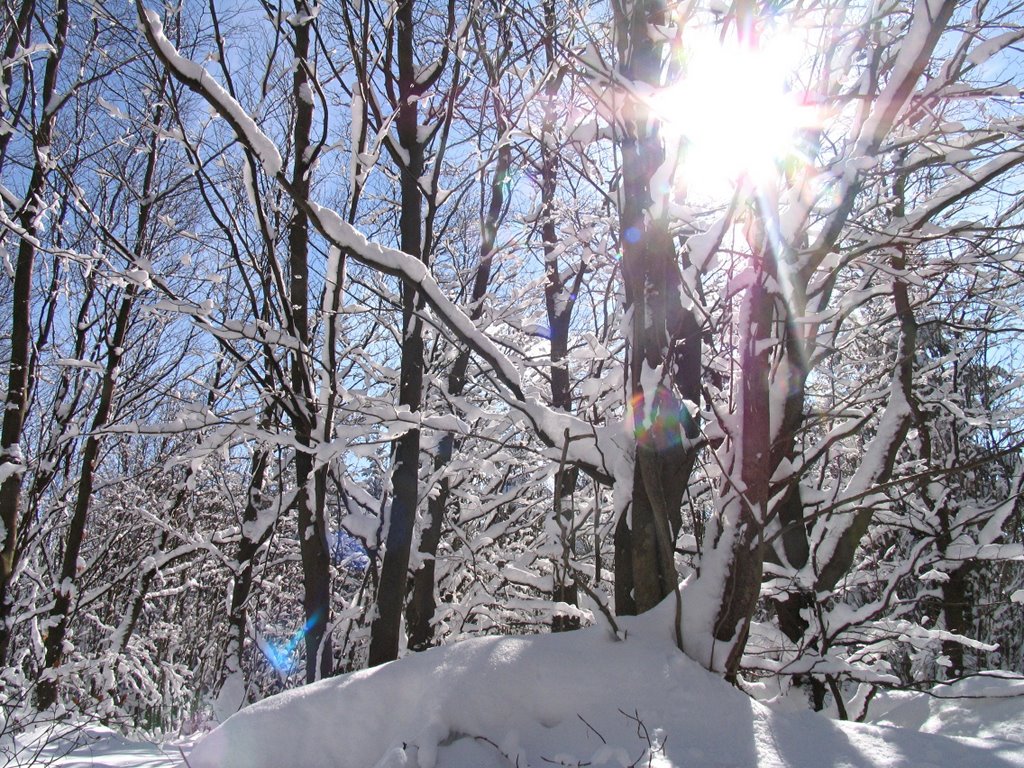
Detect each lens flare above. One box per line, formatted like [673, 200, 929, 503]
[265, 611, 320, 674]
[629, 388, 695, 452]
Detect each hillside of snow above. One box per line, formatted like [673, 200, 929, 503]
[179, 608, 1024, 768]
[12, 607, 1024, 768]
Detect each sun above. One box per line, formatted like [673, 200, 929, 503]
[660, 28, 814, 199]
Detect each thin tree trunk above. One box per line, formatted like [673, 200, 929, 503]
[812, 166, 919, 597]
[36, 284, 139, 709]
[764, 323, 812, 645]
[288, 1, 333, 683]
[406, 8, 513, 651]
[0, 0, 35, 171]
[216, 443, 273, 711]
[0, 0, 67, 666]
[539, 0, 581, 631]
[406, 437, 450, 652]
[110, 530, 169, 656]
[712, 251, 773, 682]
[368, 0, 426, 666]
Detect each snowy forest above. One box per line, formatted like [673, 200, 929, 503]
[2, 0, 1024, 761]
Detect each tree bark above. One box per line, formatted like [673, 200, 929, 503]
[406, 29, 510, 645]
[368, 0, 427, 666]
[407, 437, 450, 652]
[612, 0, 698, 621]
[539, 0, 581, 631]
[217, 443, 273, 709]
[712, 248, 773, 682]
[0, 0, 35, 171]
[0, 0, 67, 666]
[287, 1, 333, 683]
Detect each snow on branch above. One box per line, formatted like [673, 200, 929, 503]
[803, 0, 959, 276]
[301, 201, 617, 482]
[136, 6, 283, 178]
[135, 3, 615, 484]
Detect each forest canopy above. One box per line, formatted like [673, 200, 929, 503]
[0, 0, 1022, 737]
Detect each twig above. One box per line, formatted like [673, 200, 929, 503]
[540, 757, 591, 767]
[474, 734, 527, 768]
[577, 714, 607, 744]
[572, 572, 623, 641]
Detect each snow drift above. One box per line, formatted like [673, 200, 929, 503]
[188, 607, 1024, 768]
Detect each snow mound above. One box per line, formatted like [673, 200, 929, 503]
[871, 674, 1024, 746]
[189, 610, 1024, 768]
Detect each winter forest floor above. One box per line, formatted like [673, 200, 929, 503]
[8, 609, 1024, 768]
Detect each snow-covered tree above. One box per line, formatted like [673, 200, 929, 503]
[1, 0, 1023, 736]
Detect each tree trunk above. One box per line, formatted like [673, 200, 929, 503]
[36, 285, 138, 709]
[407, 439, 450, 652]
[612, 0, 697, 622]
[217, 444, 273, 712]
[36, 61, 160, 707]
[0, 0, 35, 171]
[712, 253, 773, 682]
[110, 530, 169, 657]
[288, 1, 333, 683]
[406, 71, 511, 648]
[768, 485, 812, 645]
[539, 0, 580, 631]
[0, 0, 67, 666]
[368, 0, 426, 666]
[940, 563, 970, 678]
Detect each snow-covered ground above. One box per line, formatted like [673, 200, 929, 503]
[870, 674, 1024, 745]
[9, 611, 1024, 768]
[2, 723, 188, 767]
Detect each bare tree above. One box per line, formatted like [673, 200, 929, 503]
[0, 0, 70, 665]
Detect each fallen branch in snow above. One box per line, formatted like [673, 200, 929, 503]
[577, 714, 606, 744]
[471, 733, 530, 768]
[618, 708, 669, 768]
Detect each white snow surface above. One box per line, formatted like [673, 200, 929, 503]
[177, 607, 1024, 768]
[3, 723, 189, 767]
[16, 615, 1024, 767]
[871, 675, 1024, 746]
